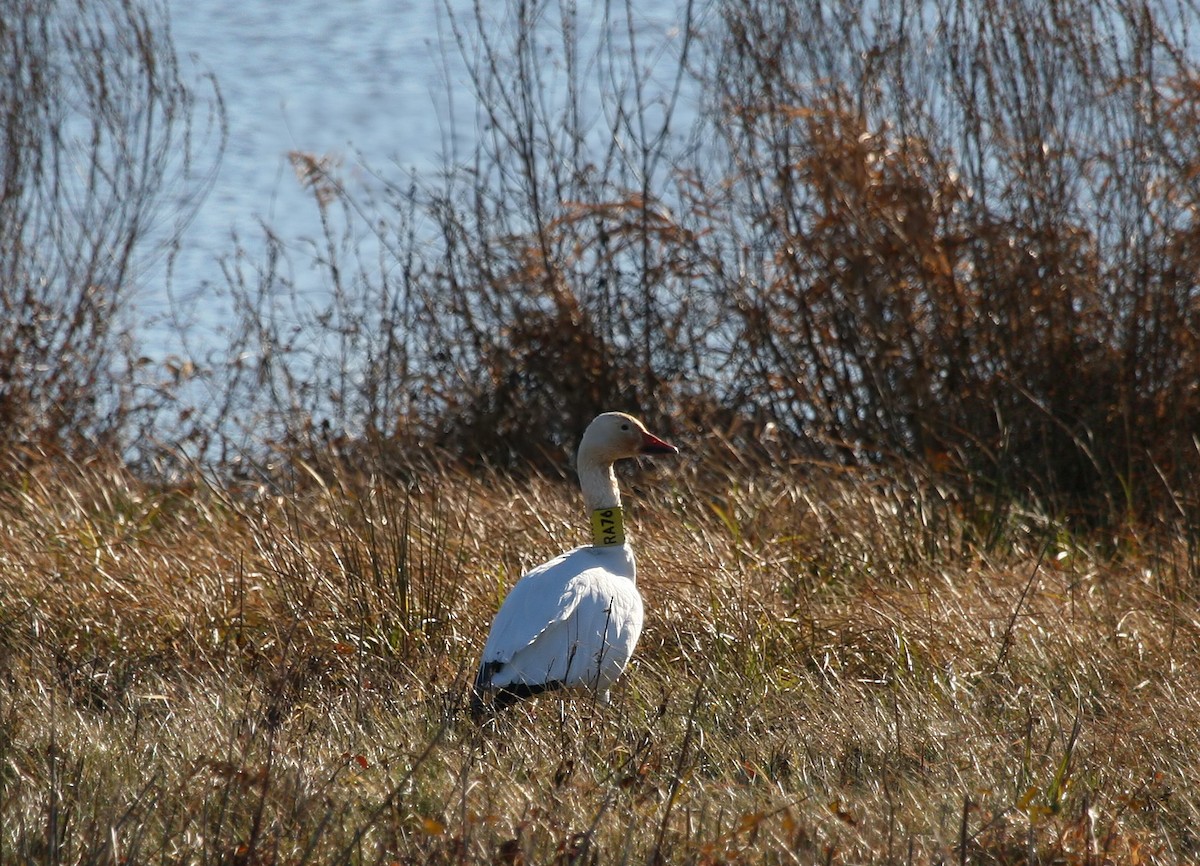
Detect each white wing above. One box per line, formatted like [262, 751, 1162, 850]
[475, 545, 643, 698]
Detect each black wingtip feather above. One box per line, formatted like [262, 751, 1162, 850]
[471, 672, 565, 722]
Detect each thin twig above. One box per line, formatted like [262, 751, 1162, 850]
[989, 536, 1052, 673]
[649, 679, 705, 866]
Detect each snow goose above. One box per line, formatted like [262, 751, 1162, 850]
[471, 411, 678, 717]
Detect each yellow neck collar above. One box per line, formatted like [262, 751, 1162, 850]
[590, 507, 626, 546]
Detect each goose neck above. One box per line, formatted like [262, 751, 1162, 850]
[577, 459, 621, 514]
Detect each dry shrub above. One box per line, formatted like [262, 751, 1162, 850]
[708, 0, 1200, 524]
[6, 0, 1200, 533]
[164, 0, 1200, 537]
[0, 0, 222, 457]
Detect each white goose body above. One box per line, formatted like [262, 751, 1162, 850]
[472, 412, 677, 715]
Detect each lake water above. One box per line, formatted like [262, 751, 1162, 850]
[144, 0, 464, 353]
[149, 0, 695, 357]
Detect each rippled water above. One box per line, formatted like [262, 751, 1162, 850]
[141, 0, 462, 351]
[149, 0, 692, 356]
[173, 0, 465, 239]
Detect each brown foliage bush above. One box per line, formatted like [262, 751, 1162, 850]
[9, 0, 1200, 530]
[0, 0, 221, 457]
[705, 0, 1200, 521]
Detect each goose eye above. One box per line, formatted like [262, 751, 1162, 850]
[620, 423, 630, 431]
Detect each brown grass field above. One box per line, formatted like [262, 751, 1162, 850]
[7, 0, 1200, 861]
[1, 445, 1197, 865]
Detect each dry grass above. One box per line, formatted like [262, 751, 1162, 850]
[1, 450, 1198, 864]
[8, 3, 1200, 860]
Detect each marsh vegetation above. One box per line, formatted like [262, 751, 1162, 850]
[3, 0, 1200, 861]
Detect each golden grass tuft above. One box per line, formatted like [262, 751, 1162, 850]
[1, 451, 1198, 864]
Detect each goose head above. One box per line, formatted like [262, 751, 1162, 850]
[578, 412, 678, 468]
